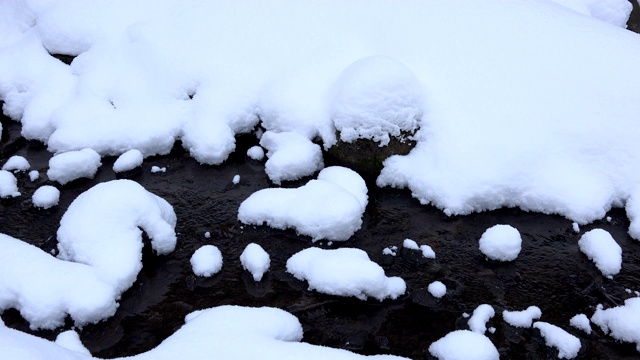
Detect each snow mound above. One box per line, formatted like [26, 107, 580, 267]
[240, 243, 270, 281]
[32, 185, 60, 209]
[428, 330, 499, 360]
[29, 170, 39, 181]
[47, 148, 102, 184]
[403, 239, 419, 250]
[0, 170, 20, 198]
[238, 166, 367, 241]
[578, 228, 622, 277]
[2, 155, 30, 172]
[286, 247, 406, 301]
[468, 304, 495, 334]
[428, 281, 447, 298]
[545, 0, 632, 27]
[113, 149, 144, 173]
[247, 145, 265, 161]
[569, 314, 592, 335]
[478, 225, 522, 261]
[260, 131, 324, 184]
[502, 306, 542, 328]
[591, 298, 640, 352]
[533, 322, 581, 359]
[55, 330, 90, 355]
[190, 245, 223, 277]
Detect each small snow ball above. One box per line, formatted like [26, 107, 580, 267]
[232, 175, 240, 185]
[47, 148, 102, 185]
[240, 243, 270, 281]
[533, 322, 581, 359]
[32, 185, 60, 209]
[247, 145, 265, 161]
[113, 149, 143, 173]
[191, 245, 223, 277]
[428, 330, 499, 360]
[403, 239, 419, 250]
[502, 306, 542, 328]
[0, 170, 20, 198]
[428, 281, 447, 298]
[29, 170, 39, 181]
[478, 224, 522, 261]
[2, 155, 30, 172]
[578, 228, 622, 277]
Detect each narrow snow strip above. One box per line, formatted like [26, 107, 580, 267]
[533, 322, 581, 359]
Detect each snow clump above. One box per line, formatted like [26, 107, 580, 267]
[2, 155, 30, 172]
[260, 131, 324, 184]
[240, 243, 270, 281]
[403, 239, 419, 250]
[578, 228, 622, 277]
[232, 174, 240, 184]
[32, 185, 60, 209]
[55, 330, 90, 355]
[591, 297, 640, 352]
[468, 304, 495, 334]
[247, 146, 265, 161]
[569, 314, 592, 335]
[428, 281, 446, 298]
[191, 245, 223, 277]
[0, 170, 20, 198]
[478, 225, 522, 261]
[47, 148, 101, 185]
[532, 322, 581, 359]
[113, 149, 144, 173]
[428, 330, 499, 360]
[29, 170, 39, 181]
[502, 306, 542, 328]
[151, 166, 166, 173]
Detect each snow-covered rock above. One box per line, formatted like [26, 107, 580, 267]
[533, 322, 581, 359]
[240, 243, 270, 281]
[428, 281, 447, 298]
[32, 185, 60, 209]
[2, 155, 30, 172]
[478, 225, 522, 261]
[113, 149, 144, 173]
[190, 245, 223, 277]
[502, 306, 542, 328]
[29, 170, 39, 181]
[468, 304, 495, 334]
[578, 228, 622, 277]
[247, 145, 265, 161]
[0, 170, 20, 198]
[428, 330, 499, 360]
[569, 314, 592, 335]
[47, 148, 101, 184]
[260, 131, 324, 184]
[591, 298, 640, 352]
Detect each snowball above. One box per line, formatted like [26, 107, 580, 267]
[112, 149, 144, 173]
[55, 330, 90, 355]
[428, 330, 499, 360]
[420, 244, 436, 259]
[502, 306, 542, 328]
[578, 228, 622, 277]
[0, 170, 20, 198]
[247, 146, 265, 161]
[232, 174, 240, 184]
[29, 170, 39, 181]
[569, 314, 592, 335]
[428, 281, 447, 298]
[286, 247, 406, 301]
[151, 166, 166, 173]
[591, 298, 640, 352]
[260, 131, 324, 184]
[403, 239, 419, 250]
[240, 243, 270, 281]
[32, 185, 60, 209]
[191, 245, 223, 277]
[2, 155, 30, 172]
[533, 322, 581, 359]
[478, 225, 522, 261]
[572, 222, 580, 233]
[468, 304, 495, 334]
[47, 148, 102, 185]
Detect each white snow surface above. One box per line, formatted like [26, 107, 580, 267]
[502, 306, 542, 328]
[55, 330, 90, 355]
[151, 166, 166, 173]
[544, 0, 632, 27]
[190, 245, 223, 277]
[468, 304, 495, 334]
[260, 131, 324, 184]
[478, 225, 522, 261]
[240, 243, 270, 281]
[428, 281, 447, 298]
[591, 298, 640, 351]
[286, 247, 406, 301]
[569, 314, 592, 335]
[403, 239, 419, 250]
[420, 244, 436, 259]
[2, 155, 30, 172]
[32, 185, 60, 209]
[28, 170, 39, 181]
[232, 174, 240, 185]
[47, 148, 102, 184]
[238, 166, 367, 241]
[247, 145, 265, 161]
[578, 228, 622, 276]
[428, 330, 499, 360]
[0, 169, 20, 198]
[113, 149, 143, 173]
[533, 322, 581, 359]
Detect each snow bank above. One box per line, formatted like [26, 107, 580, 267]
[0, 170, 20, 198]
[47, 148, 102, 184]
[502, 306, 542, 328]
[428, 330, 499, 360]
[190, 245, 223, 277]
[428, 281, 447, 298]
[532, 322, 581, 359]
[569, 314, 592, 335]
[113, 149, 143, 173]
[32, 185, 60, 209]
[2, 155, 30, 172]
[240, 243, 270, 281]
[260, 131, 324, 184]
[478, 225, 522, 261]
[468, 304, 495, 334]
[545, 0, 632, 27]
[286, 247, 406, 301]
[591, 298, 640, 351]
[238, 166, 367, 241]
[578, 228, 622, 277]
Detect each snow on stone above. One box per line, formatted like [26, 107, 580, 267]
[591, 298, 640, 351]
[572, 222, 580, 233]
[502, 306, 542, 328]
[238, 166, 367, 241]
[532, 322, 581, 359]
[2, 155, 30, 172]
[569, 314, 592, 335]
[151, 166, 166, 173]
[468, 304, 495, 334]
[382, 246, 398, 256]
[47, 148, 101, 185]
[478, 225, 522, 261]
[260, 131, 324, 184]
[420, 245, 436, 259]
[57, 179, 177, 293]
[204, 231, 211, 239]
[113, 149, 144, 173]
[0, 170, 20, 198]
[286, 247, 406, 301]
[32, 185, 60, 209]
[232, 174, 240, 185]
[428, 281, 447, 298]
[29, 170, 39, 181]
[403, 239, 419, 250]
[190, 245, 223, 277]
[428, 330, 499, 360]
[55, 330, 91, 355]
[545, 0, 632, 27]
[240, 243, 270, 281]
[247, 145, 265, 161]
[578, 228, 622, 277]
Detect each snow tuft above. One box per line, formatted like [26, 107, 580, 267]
[478, 225, 522, 261]
[578, 228, 622, 277]
[32, 185, 60, 209]
[47, 148, 101, 184]
[240, 243, 270, 281]
[428, 330, 499, 360]
[533, 322, 581, 359]
[191, 245, 223, 277]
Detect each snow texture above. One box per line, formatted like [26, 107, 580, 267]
[428, 330, 499, 360]
[29, 170, 39, 181]
[151, 166, 166, 173]
[0, 170, 20, 198]
[420, 245, 436, 259]
[113, 149, 144, 173]
[569, 314, 592, 335]
[2, 155, 30, 172]
[32, 185, 60, 209]
[502, 306, 542, 328]
[591, 298, 640, 352]
[578, 228, 622, 277]
[403, 239, 419, 250]
[260, 131, 324, 184]
[428, 281, 446, 298]
[247, 146, 265, 161]
[545, 0, 633, 27]
[47, 148, 102, 184]
[286, 247, 406, 301]
[468, 304, 495, 334]
[191, 245, 223, 277]
[240, 243, 270, 281]
[55, 330, 90, 355]
[533, 322, 581, 359]
[478, 225, 522, 261]
[232, 174, 240, 185]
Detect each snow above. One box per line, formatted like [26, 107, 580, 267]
[113, 149, 143, 173]
[28, 170, 39, 181]
[232, 174, 240, 185]
[247, 145, 265, 161]
[47, 148, 102, 184]
[238, 166, 367, 241]
[572, 222, 580, 233]
[204, 231, 211, 239]
[2, 155, 30, 172]
[32, 185, 60, 209]
[286, 247, 406, 301]
[468, 304, 495, 334]
[260, 131, 324, 185]
[420, 245, 436, 259]
[240, 243, 270, 281]
[55, 330, 90, 355]
[191, 245, 223, 277]
[478, 225, 522, 261]
[403, 239, 419, 250]
[382, 246, 398, 256]
[532, 322, 581, 359]
[569, 314, 592, 335]
[151, 166, 166, 173]
[502, 306, 542, 328]
[591, 298, 640, 351]
[0, 170, 20, 198]
[545, 0, 633, 27]
[428, 330, 499, 360]
[428, 281, 447, 298]
[578, 229, 622, 277]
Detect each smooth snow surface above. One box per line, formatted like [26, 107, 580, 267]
[55, 330, 90, 355]
[502, 306, 542, 328]
[190, 245, 223, 277]
[478, 225, 522, 261]
[286, 247, 406, 301]
[591, 298, 640, 351]
[240, 243, 270, 281]
[578, 228, 622, 276]
[113, 149, 143, 173]
[32, 185, 60, 209]
[533, 322, 581, 359]
[420, 244, 436, 259]
[2, 155, 30, 172]
[238, 166, 367, 241]
[545, 0, 633, 27]
[247, 146, 265, 161]
[428, 281, 446, 298]
[468, 304, 495, 334]
[0, 170, 20, 198]
[403, 239, 419, 250]
[428, 330, 499, 360]
[47, 148, 101, 184]
[569, 314, 592, 334]
[260, 131, 324, 184]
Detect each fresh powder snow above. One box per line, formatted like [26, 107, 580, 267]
[32, 185, 60, 209]
[532, 322, 581, 359]
[569, 314, 592, 335]
[502, 306, 542, 328]
[428, 330, 499, 360]
[239, 243, 270, 281]
[1, 155, 30, 172]
[247, 145, 265, 161]
[232, 174, 240, 185]
[591, 298, 640, 351]
[190, 245, 223, 277]
[28, 170, 39, 181]
[0, 170, 20, 198]
[151, 166, 166, 173]
[578, 228, 622, 277]
[260, 131, 324, 185]
[47, 148, 102, 184]
[113, 149, 144, 173]
[478, 225, 522, 261]
[55, 330, 91, 355]
[428, 281, 447, 298]
[402, 239, 419, 250]
[468, 304, 495, 334]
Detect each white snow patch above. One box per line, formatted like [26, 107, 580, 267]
[403, 239, 419, 250]
[383, 246, 398, 256]
[0, 170, 20, 198]
[32, 185, 60, 209]
[569, 314, 592, 335]
[260, 131, 324, 184]
[190, 245, 223, 277]
[247, 145, 265, 161]
[591, 298, 640, 352]
[47, 148, 101, 185]
[240, 243, 270, 281]
[428, 330, 499, 360]
[572, 222, 580, 233]
[420, 244, 436, 259]
[2, 155, 30, 172]
[545, 0, 632, 27]
[478, 225, 522, 261]
[232, 174, 240, 185]
[151, 166, 166, 173]
[113, 149, 143, 173]
[204, 231, 211, 239]
[502, 306, 542, 328]
[468, 304, 495, 334]
[55, 330, 90, 355]
[578, 228, 622, 277]
[533, 322, 581, 359]
[29, 170, 39, 181]
[428, 281, 447, 298]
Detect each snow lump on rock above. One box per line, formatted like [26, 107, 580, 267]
[478, 224, 522, 261]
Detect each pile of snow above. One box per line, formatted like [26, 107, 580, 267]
[502, 306, 542, 328]
[382, 246, 398, 256]
[151, 166, 166, 173]
[238, 166, 367, 241]
[240, 243, 270, 281]
[0, 170, 20, 198]
[232, 174, 240, 185]
[32, 185, 60, 209]
[190, 245, 223, 277]
[2, 155, 30, 172]
[55, 330, 90, 355]
[247, 145, 265, 161]
[478, 225, 522, 261]
[569, 314, 592, 334]
[286, 247, 406, 301]
[468, 304, 495, 334]
[578, 228, 622, 277]
[545, 0, 633, 27]
[428, 330, 499, 360]
[428, 281, 447, 298]
[47, 148, 101, 184]
[28, 170, 39, 181]
[260, 131, 324, 184]
[591, 298, 640, 351]
[532, 322, 581, 359]
[113, 149, 144, 173]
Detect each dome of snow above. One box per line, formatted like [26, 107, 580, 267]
[47, 148, 102, 185]
[478, 225, 522, 261]
[113, 149, 144, 173]
[0, 170, 20, 198]
[32, 185, 60, 209]
[191, 245, 223, 277]
[2, 155, 30, 172]
[428, 330, 499, 360]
